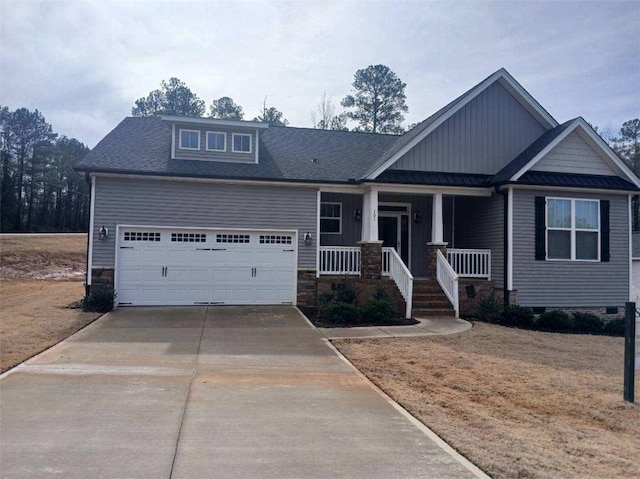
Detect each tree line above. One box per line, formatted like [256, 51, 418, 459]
[131, 64, 409, 134]
[0, 107, 90, 232]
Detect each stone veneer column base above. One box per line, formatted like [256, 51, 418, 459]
[358, 241, 383, 280]
[90, 267, 115, 292]
[426, 242, 448, 277]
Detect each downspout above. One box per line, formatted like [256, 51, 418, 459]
[84, 172, 92, 296]
[494, 185, 509, 310]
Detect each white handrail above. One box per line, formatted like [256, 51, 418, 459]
[447, 248, 491, 279]
[436, 249, 459, 317]
[318, 246, 360, 275]
[382, 248, 390, 276]
[383, 247, 414, 319]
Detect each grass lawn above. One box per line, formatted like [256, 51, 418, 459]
[0, 234, 100, 372]
[334, 322, 640, 479]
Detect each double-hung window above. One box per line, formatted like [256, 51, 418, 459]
[206, 131, 226, 151]
[320, 202, 341, 234]
[546, 198, 599, 261]
[179, 129, 200, 150]
[232, 133, 251, 153]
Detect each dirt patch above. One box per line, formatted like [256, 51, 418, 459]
[0, 280, 101, 372]
[0, 234, 87, 280]
[334, 322, 640, 479]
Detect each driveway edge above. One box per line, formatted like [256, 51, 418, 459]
[322, 338, 492, 479]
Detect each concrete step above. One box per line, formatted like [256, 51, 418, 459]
[412, 308, 456, 318]
[412, 300, 452, 309]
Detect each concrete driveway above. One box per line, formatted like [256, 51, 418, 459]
[0, 306, 481, 479]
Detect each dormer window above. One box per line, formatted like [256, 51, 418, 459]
[232, 133, 252, 153]
[206, 131, 226, 152]
[179, 129, 200, 150]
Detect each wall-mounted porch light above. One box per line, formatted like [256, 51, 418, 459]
[354, 210, 362, 222]
[413, 211, 422, 224]
[98, 226, 109, 241]
[304, 232, 312, 246]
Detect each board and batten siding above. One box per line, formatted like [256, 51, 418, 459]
[391, 82, 546, 175]
[172, 122, 256, 163]
[92, 177, 317, 269]
[453, 194, 504, 288]
[530, 130, 616, 176]
[512, 189, 629, 307]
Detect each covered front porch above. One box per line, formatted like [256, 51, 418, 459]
[316, 187, 501, 318]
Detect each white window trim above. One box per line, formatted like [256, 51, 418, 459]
[546, 197, 600, 262]
[320, 201, 342, 235]
[232, 133, 252, 153]
[206, 131, 227, 152]
[179, 129, 200, 150]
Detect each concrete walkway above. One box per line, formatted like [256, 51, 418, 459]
[0, 306, 483, 479]
[317, 316, 472, 339]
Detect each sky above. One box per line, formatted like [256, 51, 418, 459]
[1, 0, 639, 148]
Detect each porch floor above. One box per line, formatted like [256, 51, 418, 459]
[314, 317, 471, 340]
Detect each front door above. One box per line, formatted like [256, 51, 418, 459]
[378, 214, 409, 266]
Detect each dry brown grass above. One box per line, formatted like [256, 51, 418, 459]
[334, 322, 640, 479]
[0, 234, 99, 372]
[0, 234, 87, 279]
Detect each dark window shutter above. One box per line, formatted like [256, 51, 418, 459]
[535, 196, 546, 260]
[600, 200, 610, 262]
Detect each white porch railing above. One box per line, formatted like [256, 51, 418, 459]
[383, 247, 413, 319]
[447, 248, 491, 279]
[436, 249, 459, 317]
[319, 247, 360, 275]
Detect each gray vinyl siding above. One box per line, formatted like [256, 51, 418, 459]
[173, 122, 256, 163]
[531, 131, 615, 176]
[92, 176, 317, 268]
[453, 194, 504, 288]
[391, 82, 546, 175]
[512, 189, 629, 306]
[320, 193, 363, 246]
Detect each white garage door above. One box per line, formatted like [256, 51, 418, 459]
[116, 227, 296, 306]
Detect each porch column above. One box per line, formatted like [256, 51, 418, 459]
[360, 188, 382, 279]
[431, 192, 444, 244]
[427, 193, 447, 276]
[361, 188, 379, 241]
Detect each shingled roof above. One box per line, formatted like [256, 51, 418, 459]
[75, 116, 399, 183]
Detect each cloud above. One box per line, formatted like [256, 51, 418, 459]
[1, 0, 638, 147]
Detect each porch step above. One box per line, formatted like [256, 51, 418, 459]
[412, 308, 456, 318]
[409, 278, 455, 318]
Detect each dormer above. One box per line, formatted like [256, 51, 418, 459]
[162, 115, 269, 164]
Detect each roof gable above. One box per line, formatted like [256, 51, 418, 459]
[506, 118, 640, 188]
[387, 81, 547, 175]
[365, 68, 559, 179]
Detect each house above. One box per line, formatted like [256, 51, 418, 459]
[75, 68, 640, 319]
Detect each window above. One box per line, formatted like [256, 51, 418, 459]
[124, 231, 161, 242]
[259, 235, 293, 244]
[320, 202, 341, 234]
[216, 234, 250, 243]
[232, 133, 251, 153]
[179, 129, 200, 150]
[171, 233, 206, 242]
[546, 198, 599, 260]
[206, 131, 226, 152]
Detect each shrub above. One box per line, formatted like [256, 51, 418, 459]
[318, 302, 361, 325]
[373, 285, 391, 302]
[83, 287, 116, 313]
[317, 292, 334, 306]
[361, 299, 396, 323]
[571, 312, 604, 334]
[476, 294, 502, 323]
[335, 284, 357, 304]
[537, 310, 573, 332]
[602, 317, 625, 336]
[500, 305, 535, 328]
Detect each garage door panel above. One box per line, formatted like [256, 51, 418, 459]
[117, 228, 296, 306]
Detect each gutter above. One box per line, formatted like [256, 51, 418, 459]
[494, 185, 510, 310]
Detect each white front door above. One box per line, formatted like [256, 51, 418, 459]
[116, 227, 296, 306]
